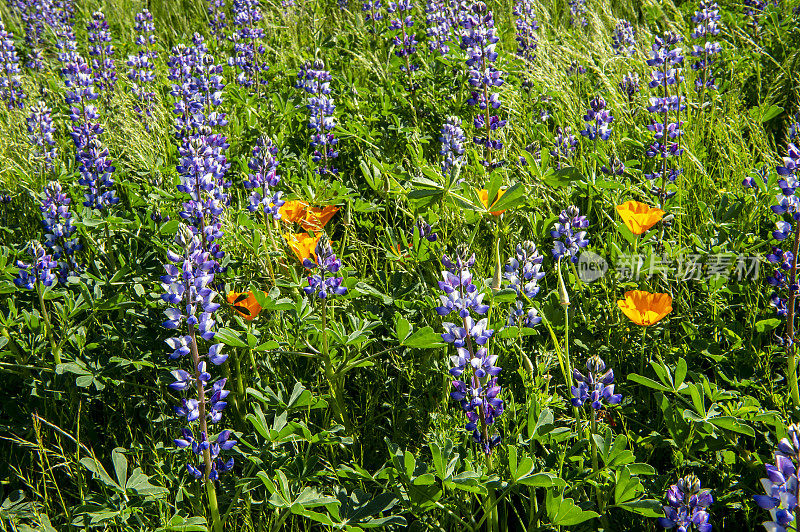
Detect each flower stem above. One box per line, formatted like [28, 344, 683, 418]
[321, 298, 350, 431]
[205, 479, 223, 532]
[786, 223, 800, 408]
[37, 281, 61, 366]
[188, 325, 212, 480]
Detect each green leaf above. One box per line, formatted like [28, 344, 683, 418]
[215, 328, 247, 348]
[402, 326, 445, 348]
[126, 468, 169, 497]
[755, 318, 781, 333]
[709, 416, 755, 437]
[80, 456, 121, 491]
[628, 373, 671, 392]
[111, 448, 128, 488]
[546, 491, 600, 526]
[616, 499, 664, 518]
[486, 182, 525, 212]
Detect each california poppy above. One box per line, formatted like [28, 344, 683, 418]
[615, 200, 665, 235]
[226, 291, 262, 321]
[284, 232, 321, 265]
[477, 188, 507, 216]
[300, 205, 339, 231]
[616, 290, 672, 326]
[279, 200, 308, 224]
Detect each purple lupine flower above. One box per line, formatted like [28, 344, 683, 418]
[87, 10, 117, 94]
[189, 34, 228, 130]
[612, 18, 636, 56]
[568, 0, 587, 28]
[463, 2, 506, 168]
[416, 219, 438, 242]
[436, 248, 501, 454]
[658, 474, 713, 531]
[513, 0, 538, 64]
[388, 0, 419, 84]
[440, 116, 465, 174]
[229, 0, 269, 90]
[161, 227, 235, 482]
[645, 31, 685, 203]
[302, 237, 348, 299]
[243, 136, 284, 218]
[297, 61, 339, 176]
[364, 0, 384, 24]
[753, 423, 800, 532]
[601, 155, 626, 176]
[580, 96, 614, 142]
[425, 0, 451, 55]
[691, 2, 722, 94]
[40, 181, 81, 283]
[61, 49, 119, 211]
[27, 101, 57, 169]
[14, 241, 57, 290]
[550, 126, 577, 169]
[566, 61, 586, 76]
[176, 134, 230, 262]
[789, 113, 799, 142]
[743, 0, 767, 37]
[766, 143, 800, 320]
[206, 0, 227, 40]
[618, 71, 641, 105]
[571, 355, 622, 409]
[0, 18, 25, 109]
[127, 9, 157, 126]
[19, 0, 53, 70]
[551, 205, 589, 263]
[504, 241, 544, 328]
[167, 43, 200, 139]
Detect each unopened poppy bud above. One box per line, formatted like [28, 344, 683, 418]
[557, 265, 570, 306]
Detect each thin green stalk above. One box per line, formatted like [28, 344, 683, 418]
[37, 281, 61, 366]
[206, 479, 223, 532]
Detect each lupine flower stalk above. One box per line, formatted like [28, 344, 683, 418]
[40, 182, 81, 283]
[440, 116, 465, 175]
[388, 0, 419, 93]
[62, 47, 119, 211]
[127, 10, 157, 126]
[436, 249, 501, 454]
[513, 0, 538, 65]
[504, 241, 544, 328]
[753, 423, 800, 532]
[243, 136, 283, 218]
[551, 205, 589, 263]
[206, 0, 227, 41]
[19, 0, 53, 70]
[27, 101, 57, 170]
[425, 0, 451, 55]
[618, 71, 641, 109]
[570, 355, 622, 409]
[87, 10, 117, 95]
[462, 2, 506, 168]
[568, 0, 587, 27]
[690, 2, 721, 96]
[363, 0, 384, 35]
[15, 241, 61, 364]
[580, 96, 613, 142]
[550, 126, 577, 170]
[612, 19, 636, 56]
[764, 142, 800, 407]
[297, 61, 339, 176]
[0, 18, 25, 109]
[658, 474, 713, 531]
[645, 32, 685, 206]
[230, 0, 269, 92]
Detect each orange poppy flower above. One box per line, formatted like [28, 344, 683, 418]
[226, 291, 262, 321]
[300, 205, 339, 231]
[279, 200, 308, 224]
[616, 290, 672, 326]
[284, 232, 321, 265]
[477, 188, 507, 216]
[615, 200, 665, 235]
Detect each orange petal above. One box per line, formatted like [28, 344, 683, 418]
[279, 200, 308, 224]
[615, 200, 665, 235]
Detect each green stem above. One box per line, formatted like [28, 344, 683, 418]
[786, 223, 800, 408]
[206, 479, 223, 532]
[37, 281, 61, 366]
[322, 299, 350, 430]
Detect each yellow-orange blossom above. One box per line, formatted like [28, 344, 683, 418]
[616, 290, 672, 326]
[615, 200, 665, 235]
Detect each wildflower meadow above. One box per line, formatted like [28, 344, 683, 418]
[1, 0, 799, 530]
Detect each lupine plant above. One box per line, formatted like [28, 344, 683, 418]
[762, 141, 800, 407]
[611, 19, 636, 56]
[645, 31, 685, 206]
[463, 2, 506, 168]
[690, 1, 722, 98]
[619, 71, 641, 110]
[363, 0, 384, 35]
[513, 0, 538, 65]
[658, 475, 713, 531]
[40, 182, 81, 284]
[161, 227, 234, 532]
[425, 0, 451, 55]
[551, 126, 577, 170]
[127, 9, 157, 126]
[0, 18, 25, 109]
[87, 10, 117, 96]
[568, 0, 587, 28]
[754, 423, 800, 532]
[439, 116, 465, 175]
[504, 241, 544, 328]
[14, 241, 61, 365]
[19, 0, 52, 70]
[27, 101, 57, 171]
[205, 0, 227, 41]
[388, 0, 419, 93]
[230, 0, 269, 92]
[297, 61, 339, 176]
